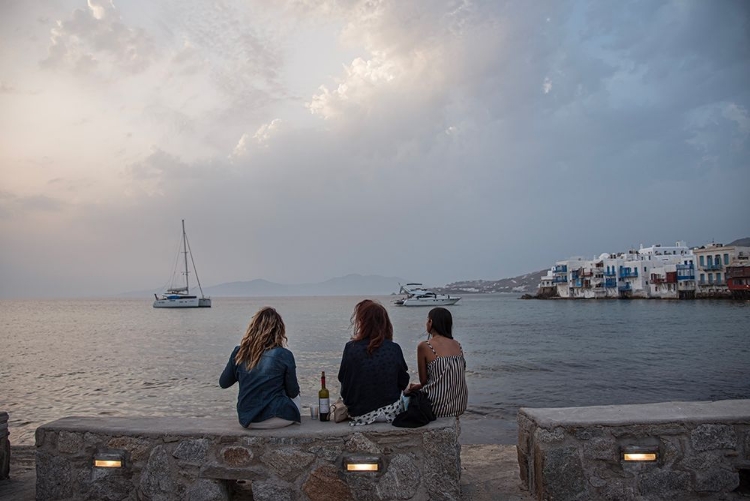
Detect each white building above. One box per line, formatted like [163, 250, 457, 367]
[547, 242, 696, 299]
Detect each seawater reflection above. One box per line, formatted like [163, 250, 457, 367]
[1, 295, 749, 445]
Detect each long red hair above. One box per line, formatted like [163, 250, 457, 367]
[351, 299, 393, 354]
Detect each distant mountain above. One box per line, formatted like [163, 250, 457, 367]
[203, 274, 406, 297]
[728, 237, 750, 247]
[435, 269, 548, 294]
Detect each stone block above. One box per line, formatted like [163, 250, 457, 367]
[35, 451, 74, 500]
[219, 445, 252, 467]
[423, 427, 461, 501]
[259, 448, 315, 480]
[138, 445, 179, 501]
[56, 431, 83, 454]
[583, 437, 617, 461]
[186, 478, 230, 501]
[84, 466, 136, 501]
[694, 469, 740, 492]
[251, 479, 294, 501]
[638, 470, 691, 498]
[346, 433, 383, 454]
[376, 454, 421, 500]
[200, 464, 265, 481]
[659, 436, 683, 466]
[107, 436, 153, 462]
[308, 442, 344, 461]
[303, 464, 354, 501]
[536, 426, 565, 443]
[173, 438, 210, 465]
[691, 424, 737, 451]
[541, 446, 585, 501]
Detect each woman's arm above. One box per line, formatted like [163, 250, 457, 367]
[219, 349, 238, 388]
[417, 341, 429, 386]
[397, 346, 410, 391]
[284, 351, 300, 398]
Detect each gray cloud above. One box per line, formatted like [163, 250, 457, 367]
[2, 0, 749, 298]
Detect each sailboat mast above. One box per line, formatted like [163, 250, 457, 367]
[182, 219, 189, 294]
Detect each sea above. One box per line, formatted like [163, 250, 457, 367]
[1, 295, 749, 446]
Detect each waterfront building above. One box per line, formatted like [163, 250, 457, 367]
[693, 244, 750, 298]
[545, 241, 696, 299]
[726, 264, 750, 299]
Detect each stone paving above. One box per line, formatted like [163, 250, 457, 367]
[0, 444, 532, 501]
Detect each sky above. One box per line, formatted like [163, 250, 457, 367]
[1, 0, 749, 298]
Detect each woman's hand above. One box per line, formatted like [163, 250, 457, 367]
[406, 382, 422, 394]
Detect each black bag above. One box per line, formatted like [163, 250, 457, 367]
[392, 391, 436, 428]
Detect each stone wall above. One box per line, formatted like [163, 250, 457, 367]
[0, 412, 9, 480]
[517, 399, 750, 501]
[35, 415, 460, 501]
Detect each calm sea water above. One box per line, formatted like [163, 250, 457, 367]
[1, 295, 749, 445]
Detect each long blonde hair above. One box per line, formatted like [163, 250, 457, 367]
[235, 307, 287, 369]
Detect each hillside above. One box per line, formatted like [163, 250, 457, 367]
[728, 237, 750, 247]
[434, 269, 548, 295]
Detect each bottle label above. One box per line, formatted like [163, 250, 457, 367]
[319, 398, 330, 413]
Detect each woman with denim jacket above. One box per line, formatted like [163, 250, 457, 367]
[220, 307, 301, 428]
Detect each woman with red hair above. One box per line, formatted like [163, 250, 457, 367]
[337, 299, 409, 425]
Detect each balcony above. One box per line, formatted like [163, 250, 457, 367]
[651, 276, 666, 284]
[552, 276, 568, 284]
[571, 279, 583, 288]
[618, 284, 632, 292]
[553, 265, 568, 273]
[619, 268, 639, 278]
[604, 270, 616, 277]
[605, 279, 617, 288]
[702, 263, 723, 271]
[677, 266, 694, 280]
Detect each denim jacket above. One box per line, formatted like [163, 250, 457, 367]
[220, 346, 301, 426]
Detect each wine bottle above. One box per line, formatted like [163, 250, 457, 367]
[319, 371, 330, 421]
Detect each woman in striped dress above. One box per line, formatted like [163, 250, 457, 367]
[407, 307, 468, 417]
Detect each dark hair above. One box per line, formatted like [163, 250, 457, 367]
[428, 307, 453, 339]
[351, 299, 393, 354]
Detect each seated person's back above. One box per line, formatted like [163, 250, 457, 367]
[338, 299, 409, 424]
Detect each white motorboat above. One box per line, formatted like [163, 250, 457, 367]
[153, 220, 211, 308]
[393, 283, 460, 307]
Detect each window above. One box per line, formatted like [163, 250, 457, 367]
[700, 256, 705, 266]
[724, 253, 729, 265]
[700, 273, 705, 284]
[715, 255, 721, 266]
[707, 255, 713, 266]
[708, 273, 713, 284]
[717, 273, 722, 283]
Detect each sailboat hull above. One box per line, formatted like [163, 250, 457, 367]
[153, 297, 211, 308]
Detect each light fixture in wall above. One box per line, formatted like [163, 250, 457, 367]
[342, 455, 382, 472]
[621, 445, 658, 462]
[93, 450, 126, 468]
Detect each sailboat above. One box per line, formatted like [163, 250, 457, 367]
[153, 220, 212, 308]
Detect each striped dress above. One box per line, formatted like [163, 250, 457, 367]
[421, 340, 468, 417]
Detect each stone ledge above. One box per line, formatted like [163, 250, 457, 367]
[36, 415, 461, 501]
[36, 415, 453, 441]
[520, 399, 750, 428]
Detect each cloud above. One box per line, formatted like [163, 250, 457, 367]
[231, 119, 284, 160]
[0, 191, 66, 218]
[41, 0, 156, 74]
